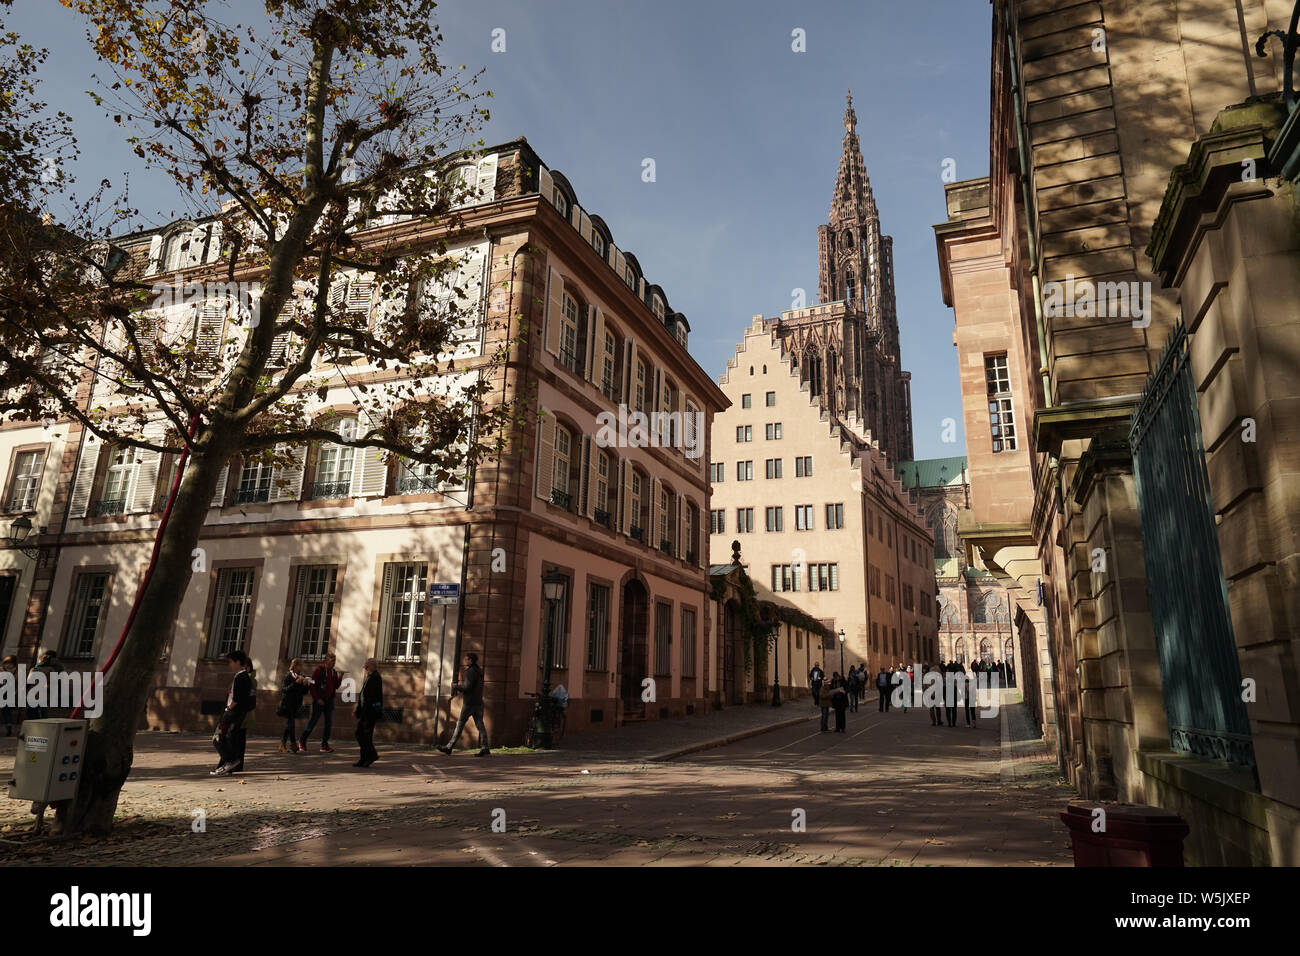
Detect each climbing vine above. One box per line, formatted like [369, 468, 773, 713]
[711, 569, 833, 674]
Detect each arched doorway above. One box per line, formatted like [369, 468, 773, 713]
[620, 579, 648, 719]
[979, 638, 994, 664]
[953, 637, 966, 664]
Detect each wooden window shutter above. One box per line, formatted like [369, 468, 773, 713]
[272, 444, 307, 502]
[195, 299, 226, 368]
[475, 154, 498, 203]
[649, 477, 661, 546]
[68, 436, 102, 519]
[210, 462, 229, 508]
[375, 563, 398, 659]
[537, 166, 554, 207]
[288, 565, 310, 655]
[128, 423, 166, 514]
[545, 266, 564, 358]
[623, 339, 637, 406]
[585, 304, 602, 384]
[578, 435, 591, 516]
[534, 410, 556, 502]
[619, 457, 632, 535]
[354, 411, 389, 498]
[146, 234, 164, 273]
[675, 493, 685, 557]
[584, 436, 600, 518]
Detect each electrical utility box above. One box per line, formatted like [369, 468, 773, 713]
[8, 718, 87, 803]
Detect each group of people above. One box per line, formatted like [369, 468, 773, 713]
[211, 650, 384, 776]
[806, 657, 1009, 733]
[210, 650, 491, 777]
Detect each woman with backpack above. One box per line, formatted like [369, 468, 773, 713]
[278, 658, 312, 753]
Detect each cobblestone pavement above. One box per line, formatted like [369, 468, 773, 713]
[0, 691, 1075, 866]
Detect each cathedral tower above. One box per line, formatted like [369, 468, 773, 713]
[777, 92, 914, 462]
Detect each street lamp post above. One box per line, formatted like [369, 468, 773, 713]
[838, 628, 846, 676]
[770, 620, 781, 707]
[537, 569, 566, 750]
[6, 516, 50, 565]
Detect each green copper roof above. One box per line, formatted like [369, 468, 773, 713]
[894, 456, 967, 489]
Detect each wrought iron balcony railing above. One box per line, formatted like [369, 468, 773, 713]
[94, 498, 127, 516]
[310, 480, 353, 500]
[234, 486, 270, 504]
[659, 540, 674, 557]
[629, 525, 644, 543]
[550, 488, 572, 511]
[593, 507, 612, 529]
[396, 474, 439, 494]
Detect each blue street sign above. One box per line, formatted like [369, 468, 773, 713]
[428, 583, 460, 605]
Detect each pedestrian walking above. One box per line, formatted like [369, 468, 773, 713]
[300, 652, 344, 752]
[353, 658, 383, 767]
[963, 664, 978, 727]
[212, 651, 256, 776]
[819, 676, 832, 732]
[808, 662, 825, 708]
[944, 660, 960, 727]
[277, 659, 312, 753]
[830, 674, 849, 732]
[900, 665, 912, 713]
[846, 666, 860, 712]
[2, 655, 18, 735]
[876, 667, 890, 712]
[438, 652, 490, 756]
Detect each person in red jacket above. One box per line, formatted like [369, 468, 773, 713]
[299, 652, 344, 753]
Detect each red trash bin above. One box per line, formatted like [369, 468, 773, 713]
[1059, 801, 1190, 867]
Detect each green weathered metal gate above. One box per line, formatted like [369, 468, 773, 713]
[1129, 321, 1255, 769]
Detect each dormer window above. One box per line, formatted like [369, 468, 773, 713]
[625, 267, 636, 290]
[652, 297, 664, 321]
[552, 187, 569, 219]
[592, 233, 606, 260]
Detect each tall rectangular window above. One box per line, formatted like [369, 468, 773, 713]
[378, 561, 428, 661]
[765, 391, 776, 406]
[825, 503, 844, 529]
[586, 582, 610, 670]
[765, 422, 782, 440]
[710, 509, 725, 534]
[62, 572, 109, 658]
[208, 567, 255, 657]
[538, 573, 570, 667]
[795, 504, 814, 531]
[681, 607, 696, 677]
[741, 394, 752, 409]
[289, 565, 338, 659]
[765, 506, 784, 532]
[236, 459, 274, 504]
[654, 601, 672, 677]
[736, 460, 753, 481]
[710, 462, 725, 483]
[7, 450, 45, 511]
[98, 446, 134, 515]
[986, 353, 1018, 452]
[794, 456, 813, 477]
[736, 507, 754, 533]
[765, 458, 783, 479]
[735, 424, 753, 443]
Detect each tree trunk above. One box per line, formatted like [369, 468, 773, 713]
[54, 445, 228, 835]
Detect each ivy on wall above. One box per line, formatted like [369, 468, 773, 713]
[711, 569, 834, 674]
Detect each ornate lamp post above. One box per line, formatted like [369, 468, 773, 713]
[838, 627, 846, 676]
[537, 568, 566, 749]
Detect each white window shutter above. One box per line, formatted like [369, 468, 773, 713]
[649, 477, 661, 548]
[147, 235, 164, 274]
[68, 435, 102, 519]
[196, 300, 226, 366]
[676, 492, 685, 557]
[475, 154, 498, 203]
[128, 423, 166, 513]
[538, 166, 553, 207]
[375, 563, 396, 657]
[578, 210, 592, 245]
[210, 463, 229, 508]
[619, 457, 631, 535]
[585, 436, 600, 519]
[578, 435, 591, 517]
[355, 414, 389, 498]
[185, 225, 207, 267]
[205, 222, 223, 263]
[535, 411, 556, 502]
[272, 444, 306, 502]
[545, 266, 564, 358]
[624, 340, 637, 406]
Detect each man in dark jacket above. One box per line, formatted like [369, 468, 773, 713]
[808, 663, 824, 708]
[876, 667, 890, 711]
[213, 651, 256, 776]
[438, 653, 490, 756]
[353, 658, 383, 768]
[301, 652, 344, 752]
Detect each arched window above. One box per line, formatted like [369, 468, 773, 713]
[979, 638, 994, 663]
[629, 466, 648, 542]
[592, 449, 612, 526]
[984, 592, 1008, 627]
[928, 504, 958, 559]
[953, 637, 966, 664]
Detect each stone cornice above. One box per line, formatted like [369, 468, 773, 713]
[1033, 396, 1139, 459]
[1147, 98, 1289, 288]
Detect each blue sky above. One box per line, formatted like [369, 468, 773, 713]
[8, 0, 992, 459]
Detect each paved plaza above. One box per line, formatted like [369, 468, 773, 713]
[0, 692, 1074, 866]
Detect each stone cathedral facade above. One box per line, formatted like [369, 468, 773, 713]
[776, 93, 914, 463]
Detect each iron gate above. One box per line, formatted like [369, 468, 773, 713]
[1129, 320, 1255, 769]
